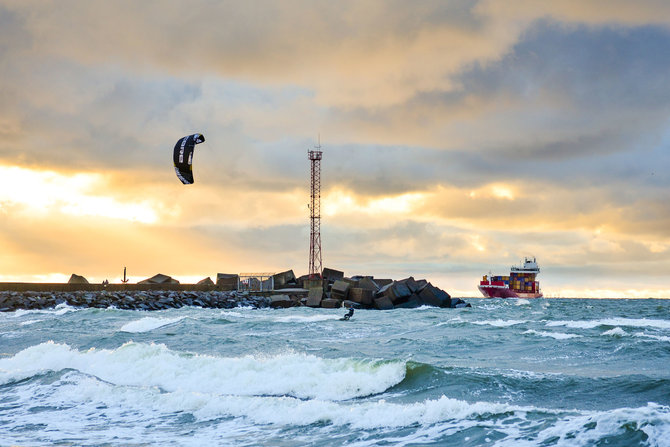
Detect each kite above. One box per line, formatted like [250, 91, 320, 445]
[173, 133, 205, 184]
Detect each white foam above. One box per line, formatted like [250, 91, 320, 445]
[272, 314, 342, 323]
[602, 327, 627, 337]
[9, 302, 78, 318]
[547, 318, 670, 330]
[119, 316, 185, 333]
[19, 319, 41, 326]
[12, 369, 670, 442]
[471, 319, 527, 327]
[4, 360, 670, 446]
[0, 341, 406, 401]
[515, 299, 531, 306]
[523, 330, 582, 340]
[502, 403, 670, 447]
[219, 310, 246, 318]
[20, 373, 516, 429]
[633, 332, 670, 342]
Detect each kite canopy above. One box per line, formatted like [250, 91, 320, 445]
[173, 133, 205, 184]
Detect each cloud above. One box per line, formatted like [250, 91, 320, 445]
[1, 1, 670, 296]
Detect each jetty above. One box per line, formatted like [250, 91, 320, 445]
[0, 268, 469, 312]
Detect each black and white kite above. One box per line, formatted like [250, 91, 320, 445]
[173, 133, 205, 184]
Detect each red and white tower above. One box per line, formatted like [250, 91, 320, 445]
[308, 141, 323, 278]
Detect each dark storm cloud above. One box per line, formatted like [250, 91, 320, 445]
[323, 21, 670, 194]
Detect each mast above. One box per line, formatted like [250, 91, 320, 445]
[308, 138, 323, 278]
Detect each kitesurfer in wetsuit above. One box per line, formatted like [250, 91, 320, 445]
[343, 306, 354, 320]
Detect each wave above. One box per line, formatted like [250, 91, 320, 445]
[546, 318, 670, 330]
[19, 319, 41, 326]
[272, 314, 342, 323]
[0, 341, 406, 401]
[471, 319, 527, 327]
[523, 329, 582, 340]
[6, 369, 670, 445]
[602, 327, 627, 337]
[118, 316, 186, 333]
[9, 302, 79, 318]
[634, 332, 670, 342]
[598, 327, 670, 342]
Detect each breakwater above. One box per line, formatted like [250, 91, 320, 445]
[0, 290, 273, 312]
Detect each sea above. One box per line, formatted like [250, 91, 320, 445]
[1, 298, 669, 446]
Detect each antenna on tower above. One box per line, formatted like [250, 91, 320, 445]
[308, 137, 323, 278]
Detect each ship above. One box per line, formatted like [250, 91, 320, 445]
[478, 257, 543, 298]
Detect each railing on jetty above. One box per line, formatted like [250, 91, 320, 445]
[237, 273, 275, 292]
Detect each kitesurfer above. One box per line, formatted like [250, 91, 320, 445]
[342, 306, 354, 320]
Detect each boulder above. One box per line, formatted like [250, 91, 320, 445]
[272, 270, 296, 289]
[356, 277, 380, 291]
[401, 277, 420, 293]
[374, 295, 394, 310]
[68, 274, 89, 284]
[197, 277, 215, 286]
[394, 295, 423, 309]
[306, 287, 323, 307]
[331, 280, 351, 300]
[451, 298, 472, 308]
[138, 273, 179, 285]
[302, 277, 324, 290]
[269, 294, 294, 308]
[349, 288, 373, 305]
[375, 278, 393, 288]
[380, 281, 412, 304]
[417, 283, 452, 308]
[322, 267, 344, 282]
[216, 273, 239, 290]
[320, 298, 342, 308]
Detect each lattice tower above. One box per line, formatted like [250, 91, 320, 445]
[308, 142, 323, 278]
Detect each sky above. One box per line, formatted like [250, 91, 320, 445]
[1, 0, 669, 297]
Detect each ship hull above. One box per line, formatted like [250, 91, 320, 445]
[478, 285, 543, 299]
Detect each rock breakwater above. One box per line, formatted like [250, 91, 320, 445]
[0, 290, 272, 312]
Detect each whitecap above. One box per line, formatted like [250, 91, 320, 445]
[602, 327, 627, 337]
[633, 332, 670, 342]
[546, 318, 670, 330]
[119, 316, 185, 333]
[9, 302, 78, 318]
[272, 314, 341, 323]
[523, 329, 582, 340]
[471, 319, 527, 327]
[0, 342, 407, 401]
[19, 319, 41, 326]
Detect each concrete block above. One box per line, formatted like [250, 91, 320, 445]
[356, 277, 380, 291]
[375, 279, 393, 288]
[272, 270, 296, 288]
[418, 284, 451, 308]
[270, 294, 294, 308]
[322, 268, 344, 282]
[374, 295, 394, 310]
[349, 288, 373, 305]
[306, 288, 323, 307]
[320, 298, 342, 308]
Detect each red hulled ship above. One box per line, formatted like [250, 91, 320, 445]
[478, 257, 543, 299]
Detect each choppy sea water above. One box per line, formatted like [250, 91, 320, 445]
[1, 298, 669, 446]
